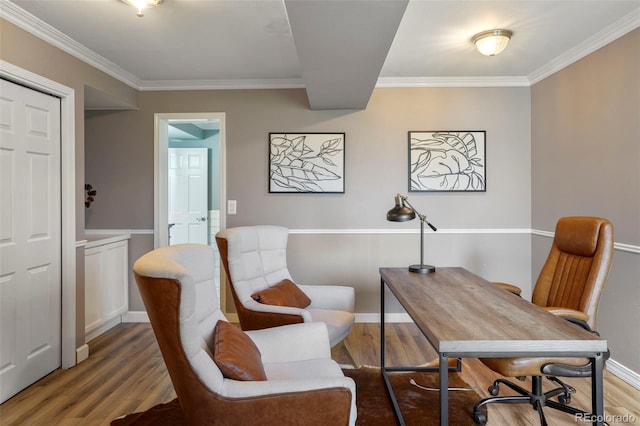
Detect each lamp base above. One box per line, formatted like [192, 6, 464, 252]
[409, 264, 436, 274]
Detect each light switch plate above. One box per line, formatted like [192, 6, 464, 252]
[228, 200, 237, 215]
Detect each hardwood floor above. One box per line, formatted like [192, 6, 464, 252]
[1, 322, 638, 425]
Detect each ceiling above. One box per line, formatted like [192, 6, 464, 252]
[5, 0, 640, 109]
[168, 121, 220, 141]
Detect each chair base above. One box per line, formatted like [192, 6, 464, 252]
[473, 376, 594, 426]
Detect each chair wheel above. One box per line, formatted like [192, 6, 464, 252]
[473, 411, 487, 424]
[488, 385, 500, 396]
[558, 394, 571, 404]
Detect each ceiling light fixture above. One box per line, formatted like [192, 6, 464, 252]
[471, 29, 513, 56]
[121, 0, 163, 17]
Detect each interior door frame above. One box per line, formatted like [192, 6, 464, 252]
[154, 112, 227, 303]
[1, 60, 77, 369]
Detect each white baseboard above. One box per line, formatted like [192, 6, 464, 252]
[85, 316, 122, 342]
[76, 344, 89, 364]
[355, 313, 412, 323]
[607, 358, 640, 390]
[123, 311, 149, 323]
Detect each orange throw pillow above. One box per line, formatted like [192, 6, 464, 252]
[213, 321, 267, 381]
[251, 279, 311, 308]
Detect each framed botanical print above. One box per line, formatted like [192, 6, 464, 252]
[269, 133, 345, 193]
[409, 131, 486, 192]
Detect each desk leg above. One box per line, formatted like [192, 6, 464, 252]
[591, 353, 605, 426]
[380, 278, 385, 370]
[439, 353, 449, 426]
[381, 278, 407, 425]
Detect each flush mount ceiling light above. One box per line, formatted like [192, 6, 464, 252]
[471, 29, 513, 56]
[121, 0, 163, 17]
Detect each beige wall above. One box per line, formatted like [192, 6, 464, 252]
[84, 86, 532, 313]
[531, 28, 640, 372]
[87, 86, 532, 229]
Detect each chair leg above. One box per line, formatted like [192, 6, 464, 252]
[473, 395, 531, 424]
[545, 376, 575, 403]
[534, 399, 548, 426]
[335, 340, 359, 368]
[546, 399, 593, 418]
[491, 377, 530, 396]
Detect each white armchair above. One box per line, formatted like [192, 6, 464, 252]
[134, 243, 356, 426]
[215, 225, 356, 349]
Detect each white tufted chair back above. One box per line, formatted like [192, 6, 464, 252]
[221, 225, 293, 304]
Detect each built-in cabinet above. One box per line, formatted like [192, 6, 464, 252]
[84, 234, 129, 341]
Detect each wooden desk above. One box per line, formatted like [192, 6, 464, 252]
[379, 267, 607, 426]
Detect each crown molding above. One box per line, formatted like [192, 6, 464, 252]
[528, 7, 640, 85]
[0, 0, 141, 89]
[143, 76, 532, 91]
[376, 76, 531, 88]
[138, 78, 305, 91]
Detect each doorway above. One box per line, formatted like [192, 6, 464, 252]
[154, 113, 226, 307]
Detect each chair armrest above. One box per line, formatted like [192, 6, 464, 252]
[243, 298, 313, 322]
[541, 350, 611, 377]
[494, 282, 522, 296]
[246, 322, 331, 362]
[545, 307, 594, 332]
[544, 307, 589, 322]
[299, 285, 355, 312]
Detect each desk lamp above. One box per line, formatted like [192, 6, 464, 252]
[386, 193, 437, 273]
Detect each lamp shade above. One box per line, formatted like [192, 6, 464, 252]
[387, 195, 416, 222]
[472, 29, 513, 56]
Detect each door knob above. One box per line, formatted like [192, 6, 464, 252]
[196, 217, 207, 222]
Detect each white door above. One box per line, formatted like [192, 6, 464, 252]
[168, 148, 208, 245]
[0, 78, 61, 403]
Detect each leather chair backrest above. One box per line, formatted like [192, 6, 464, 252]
[216, 225, 292, 305]
[133, 244, 227, 405]
[532, 217, 614, 330]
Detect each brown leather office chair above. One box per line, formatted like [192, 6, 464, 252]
[473, 216, 614, 425]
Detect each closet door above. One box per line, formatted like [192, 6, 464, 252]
[0, 78, 61, 403]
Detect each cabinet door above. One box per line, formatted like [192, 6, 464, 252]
[102, 241, 128, 319]
[84, 247, 104, 333]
